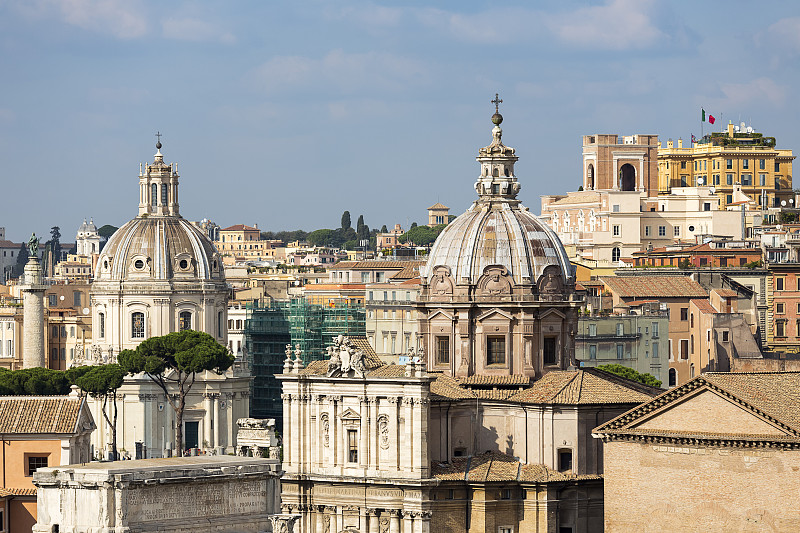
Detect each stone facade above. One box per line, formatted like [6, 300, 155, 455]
[582, 133, 659, 194]
[21, 255, 45, 369]
[33, 456, 282, 533]
[594, 372, 800, 531]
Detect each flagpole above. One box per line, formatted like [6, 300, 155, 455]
[701, 107, 704, 139]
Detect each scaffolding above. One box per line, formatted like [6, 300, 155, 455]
[244, 298, 365, 424]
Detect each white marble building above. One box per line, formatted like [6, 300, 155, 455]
[75, 218, 101, 256]
[84, 140, 250, 457]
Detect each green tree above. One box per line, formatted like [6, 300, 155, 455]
[596, 364, 662, 388]
[98, 224, 119, 241]
[341, 211, 351, 231]
[380, 225, 388, 233]
[49, 226, 62, 263]
[307, 229, 335, 247]
[398, 224, 446, 246]
[75, 364, 126, 459]
[0, 367, 70, 395]
[118, 331, 234, 453]
[10, 242, 28, 278]
[356, 215, 365, 234]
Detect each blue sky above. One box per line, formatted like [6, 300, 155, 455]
[1, 0, 799, 242]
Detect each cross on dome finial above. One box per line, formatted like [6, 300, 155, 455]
[491, 93, 503, 113]
[491, 94, 504, 125]
[155, 131, 162, 150]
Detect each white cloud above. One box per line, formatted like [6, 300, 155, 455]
[757, 17, 800, 59]
[250, 49, 428, 96]
[546, 0, 668, 50]
[718, 78, 787, 108]
[161, 17, 235, 44]
[21, 0, 148, 39]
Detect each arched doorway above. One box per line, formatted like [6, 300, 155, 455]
[586, 163, 594, 190]
[668, 368, 676, 387]
[619, 163, 636, 191]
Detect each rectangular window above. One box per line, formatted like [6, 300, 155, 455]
[777, 302, 785, 314]
[161, 183, 168, 205]
[612, 225, 620, 237]
[704, 202, 711, 211]
[347, 430, 358, 463]
[680, 308, 688, 321]
[726, 159, 733, 169]
[674, 226, 680, 237]
[436, 336, 449, 365]
[742, 174, 751, 186]
[487, 336, 506, 365]
[652, 322, 659, 338]
[73, 291, 81, 307]
[775, 161, 781, 172]
[26, 455, 48, 476]
[589, 345, 597, 360]
[658, 226, 666, 236]
[543, 337, 557, 365]
[652, 342, 659, 358]
[680, 339, 689, 359]
[645, 226, 651, 237]
[132, 312, 145, 338]
[588, 323, 596, 337]
[726, 174, 733, 185]
[759, 159, 766, 170]
[759, 173, 766, 186]
[616, 323, 624, 336]
[722, 330, 729, 342]
[616, 344, 624, 359]
[742, 159, 749, 169]
[681, 161, 686, 169]
[713, 174, 719, 185]
[48, 294, 57, 307]
[775, 177, 781, 190]
[558, 449, 573, 472]
[777, 320, 786, 337]
[777, 277, 785, 291]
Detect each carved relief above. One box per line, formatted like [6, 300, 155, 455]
[323, 514, 330, 533]
[320, 413, 330, 447]
[429, 265, 454, 296]
[477, 265, 512, 296]
[380, 517, 390, 533]
[327, 335, 367, 378]
[537, 265, 564, 301]
[378, 414, 390, 449]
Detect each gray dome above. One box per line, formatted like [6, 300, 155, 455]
[95, 216, 224, 282]
[423, 110, 573, 288]
[424, 202, 572, 286]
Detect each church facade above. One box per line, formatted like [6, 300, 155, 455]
[84, 141, 249, 458]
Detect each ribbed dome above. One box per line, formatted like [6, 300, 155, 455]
[423, 109, 573, 288]
[424, 202, 572, 286]
[95, 217, 223, 282]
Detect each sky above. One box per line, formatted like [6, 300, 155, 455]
[1, 0, 799, 242]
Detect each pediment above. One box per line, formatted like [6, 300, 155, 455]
[476, 308, 514, 322]
[538, 308, 566, 320]
[340, 408, 361, 420]
[632, 388, 790, 437]
[427, 309, 454, 322]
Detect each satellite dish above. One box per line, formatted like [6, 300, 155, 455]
[82, 307, 90, 315]
[709, 187, 716, 194]
[782, 200, 787, 206]
[697, 177, 704, 185]
[740, 122, 746, 129]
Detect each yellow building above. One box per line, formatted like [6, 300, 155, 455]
[215, 224, 282, 261]
[658, 122, 795, 208]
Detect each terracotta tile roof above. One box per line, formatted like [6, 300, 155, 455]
[473, 389, 518, 400]
[390, 264, 422, 280]
[507, 369, 659, 405]
[601, 276, 708, 299]
[220, 224, 259, 232]
[432, 451, 598, 483]
[349, 336, 384, 369]
[431, 375, 476, 400]
[546, 191, 600, 206]
[298, 360, 328, 375]
[594, 372, 800, 441]
[0, 487, 36, 497]
[366, 364, 408, 378]
[691, 298, 718, 314]
[0, 397, 85, 434]
[461, 375, 532, 387]
[713, 289, 739, 297]
[329, 261, 358, 269]
[428, 202, 449, 210]
[329, 260, 426, 271]
[0, 240, 20, 248]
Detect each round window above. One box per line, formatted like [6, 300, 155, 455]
[179, 259, 189, 269]
[134, 259, 144, 269]
[688, 225, 695, 232]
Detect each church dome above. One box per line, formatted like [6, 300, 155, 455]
[96, 216, 223, 282]
[423, 112, 572, 288]
[93, 143, 224, 283]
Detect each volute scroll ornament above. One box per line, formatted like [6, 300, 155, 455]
[477, 265, 512, 296]
[537, 265, 564, 302]
[430, 265, 454, 297]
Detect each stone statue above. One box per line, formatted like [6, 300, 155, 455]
[327, 335, 366, 378]
[27, 233, 39, 258]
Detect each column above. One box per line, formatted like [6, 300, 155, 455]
[203, 393, 213, 449]
[359, 396, 368, 468]
[214, 394, 221, 449]
[369, 397, 378, 470]
[291, 393, 301, 469]
[390, 397, 401, 472]
[402, 510, 414, 533]
[389, 510, 401, 533]
[402, 398, 413, 472]
[282, 393, 292, 466]
[368, 509, 380, 533]
[315, 396, 324, 468]
[315, 506, 326, 533]
[226, 393, 235, 452]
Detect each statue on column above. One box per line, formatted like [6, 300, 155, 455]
[27, 233, 39, 258]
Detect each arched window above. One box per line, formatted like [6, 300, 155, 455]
[668, 368, 676, 387]
[612, 247, 621, 262]
[132, 312, 145, 338]
[151, 183, 158, 206]
[179, 311, 192, 331]
[161, 183, 168, 205]
[98, 312, 105, 338]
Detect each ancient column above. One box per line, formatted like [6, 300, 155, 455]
[204, 393, 213, 449]
[389, 510, 401, 533]
[22, 255, 45, 368]
[368, 509, 380, 533]
[359, 396, 368, 468]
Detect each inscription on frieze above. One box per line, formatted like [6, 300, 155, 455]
[127, 480, 267, 522]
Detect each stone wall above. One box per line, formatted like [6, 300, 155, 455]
[604, 440, 800, 532]
[33, 456, 282, 533]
